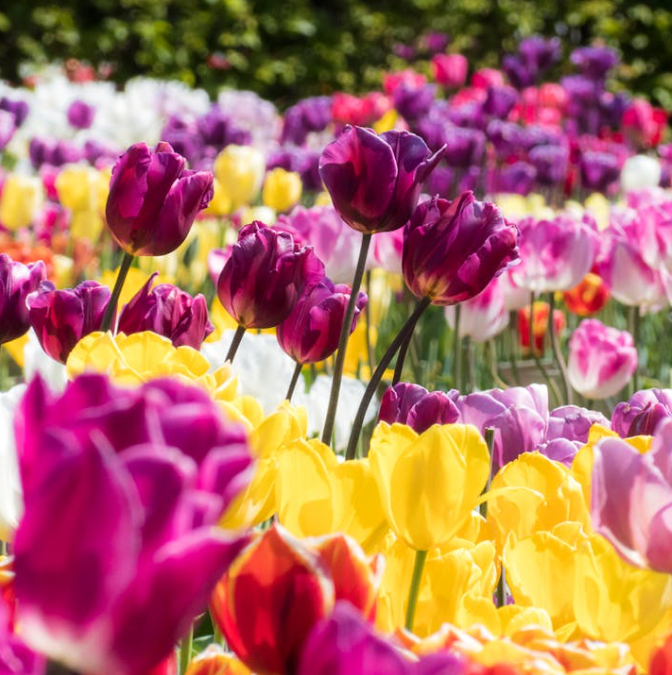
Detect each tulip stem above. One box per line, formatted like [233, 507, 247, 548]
[392, 330, 413, 386]
[548, 292, 573, 405]
[225, 325, 247, 364]
[179, 624, 193, 675]
[365, 271, 376, 376]
[100, 251, 134, 333]
[348, 296, 431, 460]
[509, 312, 520, 385]
[285, 362, 303, 402]
[629, 305, 641, 393]
[45, 662, 80, 675]
[453, 304, 462, 390]
[321, 233, 372, 446]
[405, 549, 428, 632]
[529, 293, 562, 407]
[479, 427, 496, 518]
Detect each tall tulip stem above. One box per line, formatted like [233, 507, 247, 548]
[179, 623, 194, 675]
[548, 292, 573, 405]
[365, 270, 376, 376]
[392, 330, 413, 386]
[226, 325, 247, 364]
[405, 549, 428, 632]
[479, 427, 496, 518]
[528, 292, 562, 406]
[100, 251, 134, 333]
[629, 305, 641, 392]
[347, 296, 431, 460]
[321, 233, 372, 445]
[453, 304, 462, 390]
[285, 361, 303, 402]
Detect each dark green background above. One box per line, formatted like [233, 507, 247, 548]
[2, 0, 671, 109]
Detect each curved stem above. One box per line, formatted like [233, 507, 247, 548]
[405, 549, 428, 632]
[392, 329, 413, 386]
[321, 234, 372, 446]
[487, 340, 510, 389]
[348, 297, 431, 460]
[285, 361, 303, 402]
[452, 304, 462, 390]
[548, 292, 573, 405]
[100, 251, 134, 333]
[225, 325, 247, 363]
[365, 270, 375, 376]
[528, 292, 562, 405]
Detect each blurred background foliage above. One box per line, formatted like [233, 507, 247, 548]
[1, 0, 671, 109]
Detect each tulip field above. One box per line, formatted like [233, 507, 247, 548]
[4, 28, 672, 675]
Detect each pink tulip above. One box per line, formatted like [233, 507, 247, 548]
[445, 277, 508, 342]
[431, 54, 468, 89]
[568, 319, 638, 399]
[471, 68, 505, 90]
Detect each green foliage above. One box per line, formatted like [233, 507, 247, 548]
[1, 0, 671, 109]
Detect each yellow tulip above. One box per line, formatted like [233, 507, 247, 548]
[238, 205, 277, 226]
[186, 644, 251, 675]
[373, 109, 398, 134]
[213, 145, 265, 212]
[203, 178, 232, 217]
[262, 168, 302, 213]
[55, 164, 101, 212]
[0, 174, 44, 230]
[369, 422, 490, 551]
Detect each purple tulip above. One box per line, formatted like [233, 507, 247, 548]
[518, 35, 562, 75]
[105, 142, 214, 256]
[547, 405, 610, 443]
[402, 192, 520, 306]
[319, 126, 444, 234]
[511, 214, 598, 293]
[446, 102, 486, 130]
[267, 148, 322, 192]
[393, 84, 436, 122]
[297, 602, 414, 675]
[580, 151, 620, 194]
[217, 221, 325, 329]
[117, 273, 214, 349]
[379, 382, 460, 433]
[27, 280, 111, 363]
[281, 97, 332, 145]
[568, 319, 638, 400]
[497, 162, 537, 195]
[0, 254, 47, 345]
[13, 373, 253, 675]
[442, 126, 485, 169]
[571, 46, 619, 81]
[456, 384, 548, 472]
[502, 54, 535, 89]
[196, 105, 251, 148]
[483, 85, 519, 119]
[276, 277, 367, 364]
[0, 630, 44, 675]
[486, 121, 525, 158]
[612, 389, 672, 437]
[591, 418, 672, 573]
[66, 100, 95, 129]
[422, 31, 451, 56]
[0, 97, 29, 127]
[528, 145, 569, 186]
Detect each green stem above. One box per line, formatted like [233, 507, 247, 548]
[464, 336, 475, 393]
[629, 305, 641, 393]
[479, 427, 496, 518]
[405, 549, 428, 632]
[285, 361, 303, 402]
[453, 304, 462, 390]
[225, 324, 247, 363]
[0, 345, 5, 392]
[548, 292, 572, 405]
[487, 340, 509, 389]
[528, 292, 562, 406]
[392, 329, 413, 386]
[179, 623, 194, 675]
[365, 270, 375, 376]
[321, 234, 372, 446]
[496, 568, 508, 608]
[348, 296, 431, 460]
[100, 251, 134, 333]
[509, 311, 520, 386]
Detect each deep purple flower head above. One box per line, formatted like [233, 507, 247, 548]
[446, 102, 486, 130]
[276, 277, 366, 364]
[571, 46, 619, 81]
[27, 280, 111, 363]
[0, 254, 47, 345]
[580, 151, 620, 193]
[502, 54, 535, 89]
[281, 97, 332, 145]
[612, 389, 672, 438]
[529, 144, 569, 186]
[497, 162, 536, 195]
[13, 373, 252, 675]
[267, 147, 322, 192]
[217, 221, 325, 330]
[379, 383, 459, 433]
[561, 75, 601, 106]
[422, 31, 451, 55]
[197, 106, 251, 148]
[547, 405, 610, 443]
[0, 97, 29, 127]
[84, 139, 119, 168]
[105, 141, 214, 256]
[442, 126, 485, 168]
[118, 273, 214, 349]
[402, 192, 520, 306]
[319, 126, 444, 234]
[483, 85, 519, 119]
[518, 36, 562, 75]
[600, 91, 630, 128]
[393, 84, 436, 122]
[486, 120, 525, 158]
[67, 100, 96, 129]
[29, 138, 83, 169]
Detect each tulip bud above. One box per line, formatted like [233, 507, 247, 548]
[319, 126, 444, 234]
[0, 254, 47, 345]
[276, 277, 366, 364]
[379, 383, 459, 434]
[262, 168, 303, 213]
[217, 222, 325, 329]
[118, 273, 213, 349]
[403, 192, 519, 306]
[27, 280, 111, 363]
[213, 145, 266, 213]
[106, 142, 214, 256]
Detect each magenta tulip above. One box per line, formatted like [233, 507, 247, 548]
[378, 383, 459, 433]
[567, 319, 638, 399]
[0, 254, 46, 345]
[612, 389, 672, 437]
[27, 280, 111, 363]
[105, 142, 214, 256]
[431, 54, 468, 89]
[319, 126, 444, 234]
[118, 273, 213, 349]
[402, 192, 519, 306]
[217, 222, 324, 329]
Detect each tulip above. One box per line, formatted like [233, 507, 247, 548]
[571, 46, 619, 80]
[0, 111, 16, 152]
[568, 319, 637, 399]
[0, 175, 44, 231]
[66, 99, 95, 129]
[210, 525, 335, 675]
[217, 222, 324, 332]
[431, 54, 468, 89]
[118, 274, 213, 349]
[517, 302, 566, 355]
[472, 68, 505, 89]
[262, 168, 303, 213]
[0, 385, 26, 540]
[580, 151, 620, 194]
[297, 602, 413, 675]
[402, 193, 519, 307]
[0, 96, 29, 126]
[213, 145, 266, 213]
[27, 281, 111, 363]
[378, 383, 459, 434]
[0, 255, 47, 346]
[185, 645, 251, 675]
[319, 126, 444, 234]
[563, 272, 609, 316]
[393, 84, 436, 123]
[621, 155, 662, 192]
[528, 145, 569, 187]
[612, 389, 672, 438]
[13, 374, 253, 675]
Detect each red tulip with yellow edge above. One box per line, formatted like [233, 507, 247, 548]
[563, 271, 609, 316]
